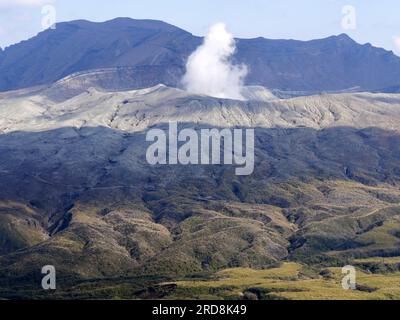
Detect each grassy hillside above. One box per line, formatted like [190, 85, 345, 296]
[170, 262, 400, 300]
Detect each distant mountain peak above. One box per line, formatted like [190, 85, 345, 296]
[60, 17, 185, 33]
[336, 33, 353, 40]
[319, 33, 356, 45]
[106, 17, 186, 33]
[1, 18, 400, 93]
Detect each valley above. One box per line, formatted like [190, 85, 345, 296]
[0, 81, 399, 299]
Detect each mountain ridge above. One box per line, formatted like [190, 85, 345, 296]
[1, 18, 400, 93]
[2, 83, 400, 134]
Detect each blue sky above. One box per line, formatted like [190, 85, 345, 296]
[1, 0, 400, 55]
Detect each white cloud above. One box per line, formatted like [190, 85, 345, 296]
[181, 23, 248, 100]
[0, 0, 53, 8]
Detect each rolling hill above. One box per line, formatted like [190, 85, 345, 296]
[0, 81, 399, 298]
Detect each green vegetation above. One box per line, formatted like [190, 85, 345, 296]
[1, 177, 400, 300]
[169, 262, 400, 300]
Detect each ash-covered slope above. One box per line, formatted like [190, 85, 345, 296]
[1, 83, 400, 134]
[1, 18, 400, 93]
[1, 85, 400, 298]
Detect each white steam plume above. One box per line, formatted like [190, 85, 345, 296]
[181, 23, 248, 100]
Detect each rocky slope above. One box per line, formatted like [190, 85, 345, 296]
[0, 83, 400, 297]
[1, 83, 400, 133]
